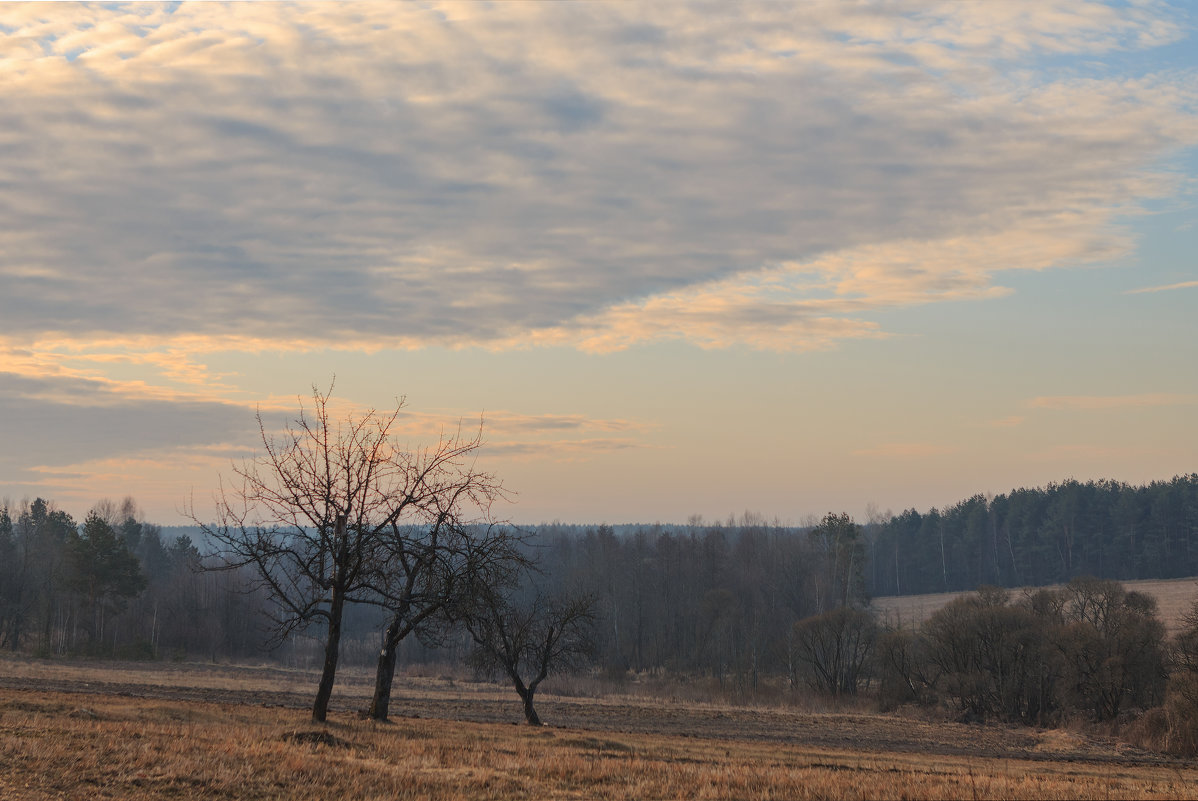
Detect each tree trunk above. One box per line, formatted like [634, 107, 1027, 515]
[939, 523, 948, 591]
[369, 616, 403, 721]
[519, 686, 541, 726]
[10, 605, 22, 650]
[311, 588, 344, 724]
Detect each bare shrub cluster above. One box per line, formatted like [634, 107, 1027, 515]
[875, 578, 1168, 725]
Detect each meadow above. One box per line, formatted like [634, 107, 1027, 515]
[873, 576, 1198, 634]
[2, 656, 1196, 800]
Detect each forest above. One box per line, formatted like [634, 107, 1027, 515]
[3, 475, 1198, 673]
[868, 474, 1198, 595]
[0, 478, 1188, 680]
[3, 470, 1198, 744]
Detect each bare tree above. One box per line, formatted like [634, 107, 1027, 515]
[808, 513, 867, 612]
[791, 606, 877, 697]
[1055, 576, 1167, 719]
[365, 494, 524, 722]
[465, 580, 595, 726]
[194, 385, 506, 723]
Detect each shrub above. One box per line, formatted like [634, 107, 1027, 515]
[875, 628, 937, 710]
[791, 606, 877, 697]
[1054, 578, 1167, 720]
[1164, 671, 1198, 756]
[922, 588, 1056, 723]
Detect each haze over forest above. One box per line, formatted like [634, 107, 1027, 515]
[1, 2, 1196, 529]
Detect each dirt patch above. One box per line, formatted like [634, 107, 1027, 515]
[282, 729, 350, 748]
[557, 736, 633, 752]
[66, 707, 100, 720]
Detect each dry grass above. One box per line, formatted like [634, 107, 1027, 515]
[2, 660, 1197, 800]
[0, 657, 414, 702]
[3, 687, 1196, 800]
[874, 576, 1198, 634]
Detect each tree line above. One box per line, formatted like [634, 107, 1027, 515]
[866, 475, 1198, 596]
[0, 496, 268, 660]
[527, 512, 865, 689]
[10, 475, 1195, 679]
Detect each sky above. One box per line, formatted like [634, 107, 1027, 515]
[1, 1, 1196, 526]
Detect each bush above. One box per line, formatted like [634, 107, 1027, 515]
[921, 588, 1056, 724]
[902, 579, 1167, 725]
[1055, 578, 1167, 720]
[1120, 706, 1169, 753]
[791, 606, 877, 697]
[1160, 600, 1198, 755]
[875, 628, 937, 711]
[1163, 671, 1198, 756]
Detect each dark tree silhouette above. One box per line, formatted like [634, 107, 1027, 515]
[195, 384, 508, 723]
[68, 511, 147, 645]
[465, 582, 595, 726]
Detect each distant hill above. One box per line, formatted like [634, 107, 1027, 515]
[873, 575, 1198, 634]
[158, 524, 210, 547]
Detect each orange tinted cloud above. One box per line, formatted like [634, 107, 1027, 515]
[1, 3, 1192, 354]
[1125, 280, 1198, 294]
[852, 443, 957, 458]
[1029, 394, 1198, 410]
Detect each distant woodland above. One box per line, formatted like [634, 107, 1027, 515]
[868, 475, 1198, 595]
[0, 497, 265, 660]
[7, 471, 1198, 748]
[2, 474, 1195, 668]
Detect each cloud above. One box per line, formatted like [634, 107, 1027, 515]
[0, 366, 643, 514]
[0, 371, 257, 492]
[0, 2, 1193, 355]
[478, 411, 644, 434]
[480, 438, 645, 460]
[853, 442, 957, 458]
[985, 416, 1025, 428]
[1125, 280, 1198, 294]
[1025, 444, 1137, 462]
[1029, 393, 1198, 410]
[510, 217, 1119, 352]
[393, 410, 650, 462]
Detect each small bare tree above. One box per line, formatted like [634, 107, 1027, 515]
[366, 511, 527, 722]
[465, 580, 595, 726]
[791, 606, 877, 697]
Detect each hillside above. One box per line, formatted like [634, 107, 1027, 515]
[873, 575, 1198, 634]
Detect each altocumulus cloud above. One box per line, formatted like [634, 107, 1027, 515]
[0, 1, 1195, 355]
[0, 372, 257, 488]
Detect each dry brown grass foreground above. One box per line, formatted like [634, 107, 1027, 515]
[2, 659, 1197, 800]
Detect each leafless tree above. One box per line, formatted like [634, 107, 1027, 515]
[365, 510, 526, 721]
[194, 384, 509, 723]
[1054, 576, 1167, 719]
[465, 580, 595, 726]
[791, 606, 877, 697]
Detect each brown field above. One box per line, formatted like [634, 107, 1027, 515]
[873, 576, 1198, 634]
[3, 656, 1198, 800]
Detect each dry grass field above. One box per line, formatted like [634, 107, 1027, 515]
[3, 657, 1198, 800]
[873, 576, 1198, 634]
